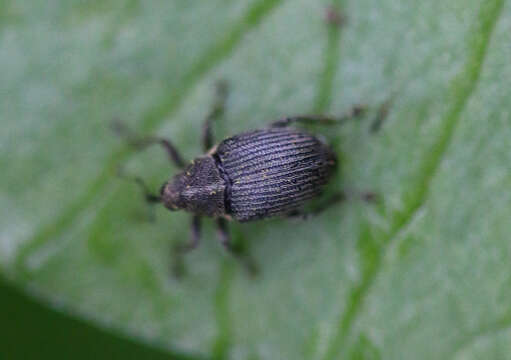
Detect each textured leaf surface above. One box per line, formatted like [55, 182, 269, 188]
[1, 0, 511, 359]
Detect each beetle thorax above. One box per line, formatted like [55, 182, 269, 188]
[160, 156, 227, 217]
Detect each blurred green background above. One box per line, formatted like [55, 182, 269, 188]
[1, 0, 511, 359]
[0, 277, 189, 359]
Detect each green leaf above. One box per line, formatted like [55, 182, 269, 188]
[1, 0, 510, 359]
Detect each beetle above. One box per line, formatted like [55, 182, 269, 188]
[114, 82, 368, 274]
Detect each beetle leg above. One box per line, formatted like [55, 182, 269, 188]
[270, 105, 366, 128]
[216, 218, 231, 247]
[202, 80, 229, 151]
[182, 215, 202, 252]
[171, 215, 202, 277]
[112, 119, 185, 168]
[216, 218, 258, 276]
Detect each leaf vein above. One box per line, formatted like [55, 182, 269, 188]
[321, 0, 505, 358]
[446, 313, 511, 359]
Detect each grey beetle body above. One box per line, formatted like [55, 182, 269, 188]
[161, 127, 336, 222]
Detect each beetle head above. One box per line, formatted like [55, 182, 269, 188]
[159, 177, 185, 211]
[159, 157, 226, 216]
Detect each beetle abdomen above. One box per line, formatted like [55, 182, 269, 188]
[216, 128, 336, 222]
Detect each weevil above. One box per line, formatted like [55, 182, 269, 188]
[114, 82, 372, 275]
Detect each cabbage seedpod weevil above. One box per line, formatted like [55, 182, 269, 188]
[114, 82, 375, 275]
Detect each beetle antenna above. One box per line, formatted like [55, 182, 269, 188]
[116, 166, 161, 204]
[270, 105, 367, 128]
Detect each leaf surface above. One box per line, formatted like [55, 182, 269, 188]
[1, 0, 510, 359]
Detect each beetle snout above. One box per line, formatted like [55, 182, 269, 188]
[160, 182, 180, 211]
